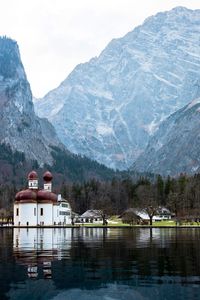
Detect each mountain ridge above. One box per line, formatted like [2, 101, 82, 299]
[0, 36, 66, 166]
[34, 6, 200, 170]
[132, 97, 200, 175]
[0, 36, 121, 181]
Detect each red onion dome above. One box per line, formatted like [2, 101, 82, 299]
[43, 171, 53, 182]
[37, 190, 57, 203]
[15, 189, 37, 202]
[28, 171, 38, 180]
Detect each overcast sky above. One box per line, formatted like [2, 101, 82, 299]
[0, 0, 199, 97]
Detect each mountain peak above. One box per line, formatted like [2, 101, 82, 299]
[172, 6, 192, 13]
[34, 7, 200, 170]
[0, 35, 64, 166]
[0, 36, 22, 80]
[0, 36, 17, 48]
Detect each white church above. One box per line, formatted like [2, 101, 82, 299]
[14, 171, 72, 226]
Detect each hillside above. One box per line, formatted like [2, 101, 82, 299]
[132, 98, 200, 175]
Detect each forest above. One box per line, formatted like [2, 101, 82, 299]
[60, 174, 200, 219]
[1, 171, 200, 222]
[1, 143, 200, 221]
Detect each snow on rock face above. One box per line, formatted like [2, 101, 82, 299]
[96, 124, 113, 136]
[0, 37, 62, 166]
[34, 7, 200, 170]
[132, 98, 200, 175]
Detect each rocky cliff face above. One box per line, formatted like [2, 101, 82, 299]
[0, 37, 62, 166]
[34, 7, 200, 170]
[132, 97, 200, 175]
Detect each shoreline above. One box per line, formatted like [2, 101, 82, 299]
[1, 225, 200, 229]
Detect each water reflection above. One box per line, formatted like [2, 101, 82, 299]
[0, 228, 200, 299]
[13, 228, 73, 279]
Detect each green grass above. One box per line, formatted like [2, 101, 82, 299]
[153, 220, 176, 226]
[83, 222, 129, 227]
[82, 219, 176, 227]
[77, 219, 200, 227]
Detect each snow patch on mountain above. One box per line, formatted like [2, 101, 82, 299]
[133, 97, 200, 175]
[97, 124, 113, 136]
[34, 7, 200, 170]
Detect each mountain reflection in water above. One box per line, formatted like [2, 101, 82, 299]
[0, 228, 199, 300]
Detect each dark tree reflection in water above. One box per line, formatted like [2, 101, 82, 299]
[0, 228, 199, 300]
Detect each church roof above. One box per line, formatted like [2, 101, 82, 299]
[37, 190, 57, 203]
[43, 171, 53, 182]
[15, 171, 60, 204]
[15, 189, 37, 202]
[28, 171, 38, 180]
[15, 189, 58, 204]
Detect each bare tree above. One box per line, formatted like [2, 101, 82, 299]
[136, 184, 158, 225]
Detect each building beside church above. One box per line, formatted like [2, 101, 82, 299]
[79, 210, 103, 223]
[14, 171, 72, 226]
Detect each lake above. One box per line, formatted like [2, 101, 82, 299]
[0, 228, 200, 299]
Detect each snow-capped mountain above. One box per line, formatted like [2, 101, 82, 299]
[0, 37, 63, 166]
[132, 97, 200, 175]
[35, 7, 200, 170]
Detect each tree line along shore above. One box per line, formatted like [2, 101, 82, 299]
[1, 173, 200, 226]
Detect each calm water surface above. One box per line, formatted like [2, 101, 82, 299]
[0, 228, 200, 300]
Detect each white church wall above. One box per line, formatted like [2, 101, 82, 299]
[52, 202, 71, 225]
[14, 204, 20, 226]
[17, 203, 37, 226]
[53, 205, 59, 225]
[14, 202, 72, 226]
[58, 202, 71, 224]
[37, 203, 53, 226]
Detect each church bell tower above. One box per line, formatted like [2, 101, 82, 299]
[28, 171, 38, 189]
[43, 171, 53, 192]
